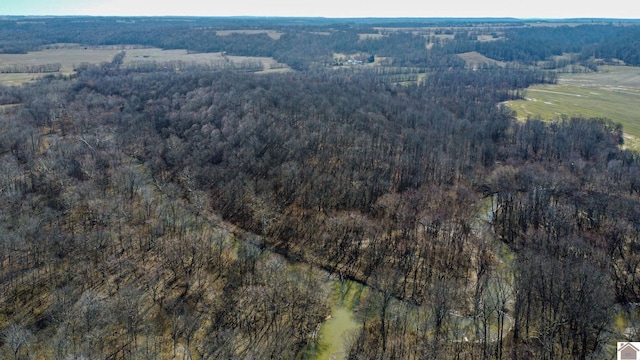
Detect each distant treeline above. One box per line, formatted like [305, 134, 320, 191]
[1, 17, 639, 69]
[0, 63, 61, 73]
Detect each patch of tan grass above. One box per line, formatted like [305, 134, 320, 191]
[0, 73, 43, 86]
[358, 33, 385, 41]
[216, 29, 283, 40]
[125, 48, 226, 63]
[457, 51, 505, 69]
[477, 34, 503, 42]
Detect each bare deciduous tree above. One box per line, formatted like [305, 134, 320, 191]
[2, 324, 33, 360]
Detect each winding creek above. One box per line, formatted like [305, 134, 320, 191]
[315, 295, 362, 359]
[310, 196, 516, 358]
[238, 196, 515, 359]
[317, 279, 368, 360]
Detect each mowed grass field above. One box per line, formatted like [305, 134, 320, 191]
[504, 66, 640, 150]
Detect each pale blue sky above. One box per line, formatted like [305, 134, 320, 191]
[1, 0, 638, 19]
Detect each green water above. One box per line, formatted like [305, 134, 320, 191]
[315, 307, 361, 360]
[314, 280, 365, 360]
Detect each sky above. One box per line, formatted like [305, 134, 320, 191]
[1, 0, 638, 19]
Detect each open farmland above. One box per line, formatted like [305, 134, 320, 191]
[0, 47, 121, 84]
[124, 48, 289, 72]
[0, 47, 127, 73]
[0, 73, 46, 86]
[0, 46, 289, 85]
[504, 65, 640, 149]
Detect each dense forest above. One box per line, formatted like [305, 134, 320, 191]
[1, 16, 640, 359]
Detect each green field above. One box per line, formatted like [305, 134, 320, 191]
[504, 66, 640, 149]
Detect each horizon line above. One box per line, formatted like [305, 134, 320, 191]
[1, 15, 639, 21]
